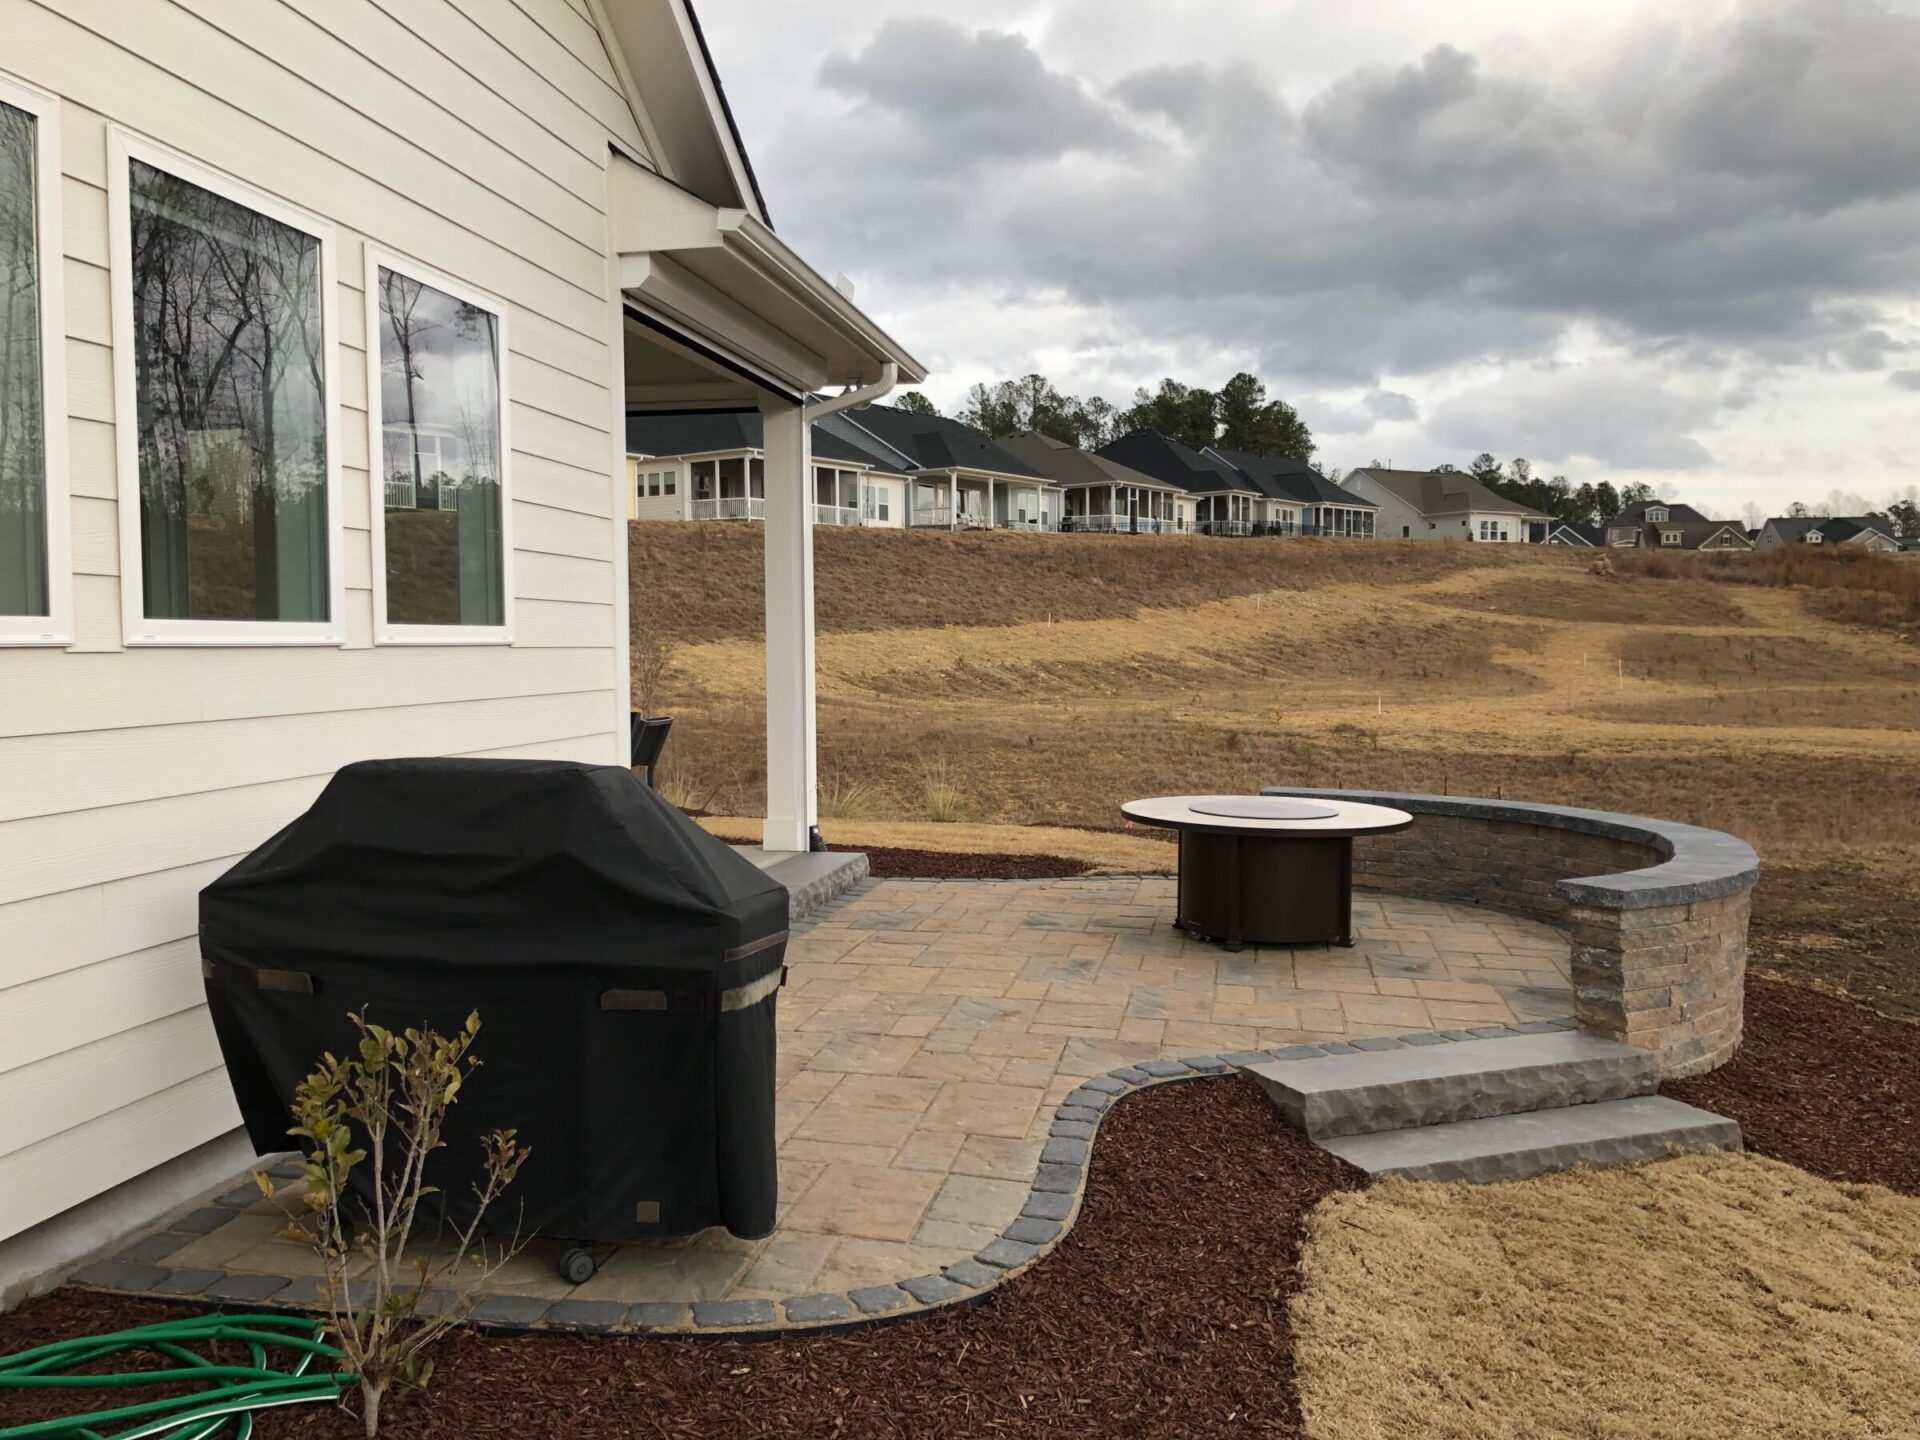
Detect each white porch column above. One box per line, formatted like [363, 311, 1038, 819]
[760, 398, 816, 853]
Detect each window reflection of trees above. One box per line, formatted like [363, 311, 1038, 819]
[377, 267, 502, 628]
[0, 101, 47, 618]
[129, 160, 327, 622]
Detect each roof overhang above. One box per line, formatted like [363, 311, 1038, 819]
[613, 158, 925, 398]
[592, 0, 766, 223]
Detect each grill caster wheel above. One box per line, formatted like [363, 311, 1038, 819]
[558, 1247, 596, 1284]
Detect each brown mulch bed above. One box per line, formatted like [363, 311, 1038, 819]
[847, 843, 1093, 880]
[1, 1078, 1362, 1440]
[1664, 976, 1920, 1194]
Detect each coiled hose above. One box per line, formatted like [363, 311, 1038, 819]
[0, 1312, 353, 1440]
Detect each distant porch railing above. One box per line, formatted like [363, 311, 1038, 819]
[1194, 518, 1251, 536]
[813, 504, 861, 526]
[692, 496, 764, 521]
[910, 505, 953, 527]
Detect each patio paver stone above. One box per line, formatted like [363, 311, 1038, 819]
[72, 877, 1571, 1336]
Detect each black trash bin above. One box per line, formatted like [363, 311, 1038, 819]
[199, 757, 788, 1258]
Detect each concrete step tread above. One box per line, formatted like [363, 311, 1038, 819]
[1320, 1095, 1742, 1184]
[1249, 1032, 1660, 1139]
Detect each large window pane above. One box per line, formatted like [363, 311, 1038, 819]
[130, 159, 328, 622]
[376, 267, 502, 627]
[0, 100, 46, 618]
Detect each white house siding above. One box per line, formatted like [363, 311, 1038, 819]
[628, 458, 686, 520]
[860, 475, 905, 529]
[1261, 501, 1304, 534]
[0, 0, 648, 1242]
[1342, 477, 1428, 540]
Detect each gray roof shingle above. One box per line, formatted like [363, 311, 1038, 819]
[1207, 447, 1377, 509]
[625, 411, 903, 472]
[1095, 431, 1256, 496]
[1349, 468, 1550, 518]
[841, 405, 1048, 480]
[995, 432, 1183, 493]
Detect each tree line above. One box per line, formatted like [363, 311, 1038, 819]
[893, 372, 1314, 460]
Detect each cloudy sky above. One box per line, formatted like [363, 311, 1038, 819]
[700, 0, 1919, 516]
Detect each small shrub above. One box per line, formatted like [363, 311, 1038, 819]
[264, 1011, 530, 1438]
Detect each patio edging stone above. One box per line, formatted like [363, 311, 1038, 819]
[67, 1016, 1577, 1341]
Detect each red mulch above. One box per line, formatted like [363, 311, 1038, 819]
[848, 844, 1094, 880]
[1, 1079, 1360, 1440]
[1664, 975, 1920, 1194]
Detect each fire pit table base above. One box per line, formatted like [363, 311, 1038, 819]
[1177, 830, 1352, 950]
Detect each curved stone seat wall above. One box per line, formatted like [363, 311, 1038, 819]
[1262, 788, 1760, 1078]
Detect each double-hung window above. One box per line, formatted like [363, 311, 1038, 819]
[110, 133, 341, 644]
[0, 74, 69, 645]
[367, 250, 509, 643]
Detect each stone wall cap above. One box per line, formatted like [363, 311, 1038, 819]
[1260, 788, 1758, 909]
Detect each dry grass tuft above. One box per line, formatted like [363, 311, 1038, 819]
[1291, 1151, 1920, 1440]
[914, 756, 975, 823]
[817, 771, 884, 820]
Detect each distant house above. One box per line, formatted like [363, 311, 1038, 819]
[1341, 468, 1548, 542]
[838, 405, 1062, 530]
[1099, 431, 1265, 534]
[1604, 501, 1753, 550]
[996, 432, 1193, 533]
[1546, 520, 1603, 546]
[1205, 448, 1379, 537]
[626, 412, 912, 528]
[1755, 515, 1902, 553]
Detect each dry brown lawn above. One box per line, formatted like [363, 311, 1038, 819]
[636, 523, 1918, 1009]
[1291, 1152, 1920, 1440]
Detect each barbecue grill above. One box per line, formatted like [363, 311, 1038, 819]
[200, 758, 787, 1280]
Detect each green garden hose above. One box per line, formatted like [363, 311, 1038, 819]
[0, 1312, 354, 1440]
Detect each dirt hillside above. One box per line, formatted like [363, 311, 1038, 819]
[633, 522, 1919, 1015]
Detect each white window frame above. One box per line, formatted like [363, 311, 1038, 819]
[1660, 528, 1682, 546]
[364, 244, 512, 646]
[1646, 507, 1668, 523]
[108, 129, 343, 646]
[0, 72, 72, 646]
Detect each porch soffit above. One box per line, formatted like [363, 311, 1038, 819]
[611, 158, 925, 398]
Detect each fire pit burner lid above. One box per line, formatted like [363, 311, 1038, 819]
[1188, 797, 1343, 821]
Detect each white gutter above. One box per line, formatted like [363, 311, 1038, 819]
[724, 214, 929, 383]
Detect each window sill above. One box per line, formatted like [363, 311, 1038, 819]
[123, 632, 348, 648]
[374, 627, 514, 647]
[0, 633, 74, 648]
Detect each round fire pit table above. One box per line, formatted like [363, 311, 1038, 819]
[1120, 795, 1414, 951]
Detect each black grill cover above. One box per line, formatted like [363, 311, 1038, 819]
[199, 758, 788, 1242]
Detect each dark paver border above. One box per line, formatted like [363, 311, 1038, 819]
[68, 1017, 1575, 1340]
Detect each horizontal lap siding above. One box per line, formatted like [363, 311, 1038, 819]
[0, 0, 642, 1239]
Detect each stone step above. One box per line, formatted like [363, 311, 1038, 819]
[1247, 1032, 1659, 1139]
[1319, 1095, 1742, 1184]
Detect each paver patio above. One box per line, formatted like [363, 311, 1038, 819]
[121, 877, 1573, 1310]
